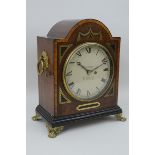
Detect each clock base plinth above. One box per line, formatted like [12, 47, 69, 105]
[33, 104, 125, 137]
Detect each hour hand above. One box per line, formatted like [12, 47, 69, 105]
[77, 62, 86, 70]
[77, 62, 89, 74]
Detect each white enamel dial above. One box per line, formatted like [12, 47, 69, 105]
[63, 43, 113, 101]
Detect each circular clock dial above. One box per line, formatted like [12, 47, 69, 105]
[63, 43, 113, 101]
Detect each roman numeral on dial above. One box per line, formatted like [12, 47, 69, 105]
[101, 78, 106, 83]
[76, 51, 82, 56]
[66, 71, 72, 76]
[96, 87, 100, 91]
[69, 62, 75, 64]
[86, 47, 91, 53]
[87, 90, 91, 96]
[104, 68, 108, 71]
[76, 88, 81, 95]
[68, 82, 74, 88]
[96, 49, 99, 55]
[102, 57, 108, 64]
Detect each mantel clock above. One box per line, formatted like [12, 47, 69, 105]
[32, 19, 126, 138]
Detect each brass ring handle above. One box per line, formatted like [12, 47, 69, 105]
[37, 51, 49, 75]
[37, 59, 44, 75]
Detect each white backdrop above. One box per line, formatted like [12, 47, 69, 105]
[26, 0, 128, 155]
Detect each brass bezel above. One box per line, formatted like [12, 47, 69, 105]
[62, 42, 114, 102]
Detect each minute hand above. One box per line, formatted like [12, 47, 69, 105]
[89, 63, 104, 73]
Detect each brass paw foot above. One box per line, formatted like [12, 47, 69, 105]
[115, 113, 127, 122]
[32, 113, 42, 121]
[46, 123, 64, 138]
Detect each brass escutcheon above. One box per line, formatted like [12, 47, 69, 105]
[76, 102, 100, 111]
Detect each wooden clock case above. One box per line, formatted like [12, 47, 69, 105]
[32, 19, 126, 138]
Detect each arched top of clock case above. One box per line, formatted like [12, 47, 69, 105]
[47, 19, 112, 40]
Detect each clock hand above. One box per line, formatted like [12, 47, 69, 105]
[77, 62, 90, 75]
[89, 63, 104, 74]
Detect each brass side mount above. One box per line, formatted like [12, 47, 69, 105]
[37, 51, 49, 76]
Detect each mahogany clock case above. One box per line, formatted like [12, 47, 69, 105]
[36, 19, 123, 127]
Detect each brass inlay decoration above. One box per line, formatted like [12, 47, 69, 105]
[77, 28, 102, 42]
[37, 51, 49, 75]
[46, 123, 64, 138]
[76, 102, 100, 111]
[59, 88, 71, 104]
[59, 44, 72, 63]
[115, 113, 127, 122]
